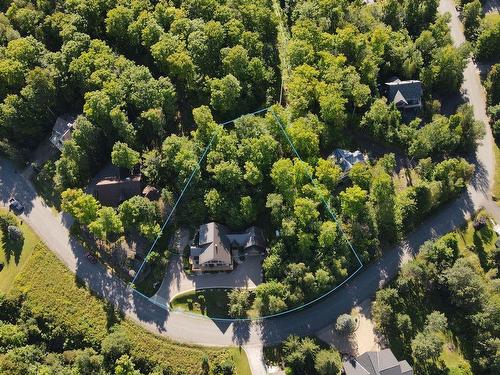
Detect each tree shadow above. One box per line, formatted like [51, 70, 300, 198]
[104, 300, 125, 330]
[472, 228, 493, 270]
[2, 237, 24, 265]
[232, 320, 251, 346]
[468, 152, 490, 197]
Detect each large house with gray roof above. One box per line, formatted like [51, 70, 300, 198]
[343, 349, 413, 375]
[189, 222, 266, 271]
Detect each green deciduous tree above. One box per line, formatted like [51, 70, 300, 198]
[462, 0, 483, 40]
[61, 189, 100, 225]
[227, 288, 252, 318]
[88, 207, 124, 242]
[476, 14, 500, 61]
[111, 142, 140, 171]
[370, 173, 397, 243]
[340, 186, 368, 220]
[315, 159, 342, 191]
[360, 98, 401, 143]
[209, 74, 241, 114]
[318, 221, 337, 249]
[411, 331, 443, 363]
[293, 197, 319, 229]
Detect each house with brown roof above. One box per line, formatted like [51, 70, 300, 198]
[95, 175, 142, 207]
[189, 222, 266, 272]
[343, 349, 413, 375]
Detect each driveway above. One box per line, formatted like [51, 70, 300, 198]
[151, 254, 263, 306]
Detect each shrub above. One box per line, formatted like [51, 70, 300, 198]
[0, 211, 17, 233]
[314, 349, 342, 375]
[211, 359, 234, 375]
[335, 314, 357, 336]
[7, 225, 23, 243]
[101, 328, 132, 365]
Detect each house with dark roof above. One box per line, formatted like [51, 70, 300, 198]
[94, 175, 142, 207]
[329, 149, 366, 173]
[50, 115, 77, 150]
[385, 79, 423, 111]
[343, 349, 413, 375]
[189, 222, 266, 271]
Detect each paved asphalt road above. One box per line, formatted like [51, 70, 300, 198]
[0, 2, 498, 373]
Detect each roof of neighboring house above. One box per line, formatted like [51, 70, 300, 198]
[385, 79, 423, 106]
[51, 115, 77, 149]
[193, 222, 266, 266]
[95, 176, 142, 207]
[330, 148, 365, 172]
[344, 349, 413, 375]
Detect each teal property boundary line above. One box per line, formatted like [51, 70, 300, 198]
[131, 106, 364, 321]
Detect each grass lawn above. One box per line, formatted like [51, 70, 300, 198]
[0, 209, 40, 293]
[8, 242, 250, 374]
[456, 210, 498, 271]
[440, 337, 472, 375]
[493, 143, 500, 204]
[171, 289, 258, 319]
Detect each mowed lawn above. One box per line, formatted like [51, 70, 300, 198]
[456, 210, 498, 271]
[8, 242, 251, 374]
[0, 208, 40, 293]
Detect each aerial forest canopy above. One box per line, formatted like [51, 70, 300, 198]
[0, 0, 484, 316]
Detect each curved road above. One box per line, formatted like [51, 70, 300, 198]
[0, 1, 498, 373]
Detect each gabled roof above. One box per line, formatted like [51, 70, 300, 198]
[329, 148, 365, 172]
[227, 226, 266, 249]
[52, 115, 76, 135]
[193, 222, 266, 266]
[51, 115, 77, 150]
[386, 79, 423, 104]
[198, 222, 232, 265]
[344, 349, 413, 375]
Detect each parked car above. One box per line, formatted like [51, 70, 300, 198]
[8, 198, 24, 213]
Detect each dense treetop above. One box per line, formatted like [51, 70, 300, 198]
[0, 0, 485, 316]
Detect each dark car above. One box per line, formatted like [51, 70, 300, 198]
[8, 198, 24, 213]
